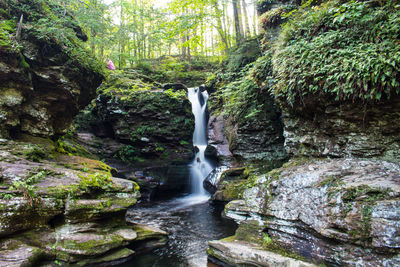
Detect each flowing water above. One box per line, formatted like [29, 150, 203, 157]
[187, 87, 214, 197]
[120, 87, 236, 266]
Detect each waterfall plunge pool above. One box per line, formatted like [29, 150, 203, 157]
[118, 87, 237, 266]
[122, 196, 237, 266]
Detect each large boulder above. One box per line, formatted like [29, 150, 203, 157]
[0, 138, 167, 265]
[219, 158, 400, 266]
[87, 71, 194, 164]
[0, 0, 103, 139]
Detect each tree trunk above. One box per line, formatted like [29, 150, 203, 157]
[232, 0, 243, 44]
[241, 0, 251, 38]
[212, 0, 229, 53]
[237, 0, 244, 38]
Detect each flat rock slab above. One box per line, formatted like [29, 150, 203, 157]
[208, 239, 316, 267]
[0, 239, 46, 267]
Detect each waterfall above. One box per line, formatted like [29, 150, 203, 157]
[187, 87, 213, 197]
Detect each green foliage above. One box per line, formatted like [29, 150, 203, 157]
[222, 76, 262, 122]
[225, 38, 262, 72]
[262, 232, 272, 245]
[117, 145, 138, 163]
[130, 125, 155, 141]
[8, 168, 53, 204]
[273, 0, 400, 105]
[3, 0, 104, 75]
[0, 19, 15, 47]
[163, 89, 186, 99]
[134, 56, 215, 87]
[78, 172, 113, 190]
[24, 146, 46, 162]
[259, 5, 297, 29]
[179, 140, 189, 145]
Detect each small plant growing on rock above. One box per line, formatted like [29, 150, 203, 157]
[24, 146, 46, 162]
[78, 172, 113, 190]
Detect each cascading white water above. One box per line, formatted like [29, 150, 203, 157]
[187, 87, 213, 197]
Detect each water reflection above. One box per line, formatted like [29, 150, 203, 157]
[123, 197, 237, 267]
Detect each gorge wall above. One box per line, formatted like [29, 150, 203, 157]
[207, 0, 400, 266]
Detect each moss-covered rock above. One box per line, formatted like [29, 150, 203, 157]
[81, 70, 194, 165]
[0, 0, 103, 139]
[0, 239, 48, 267]
[0, 137, 164, 265]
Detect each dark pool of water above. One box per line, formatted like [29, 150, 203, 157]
[121, 195, 237, 267]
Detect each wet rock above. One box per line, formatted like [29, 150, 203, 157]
[0, 139, 167, 265]
[223, 158, 400, 266]
[0, 197, 64, 237]
[0, 239, 47, 267]
[77, 248, 135, 267]
[64, 197, 138, 223]
[203, 166, 229, 194]
[162, 83, 187, 91]
[211, 167, 249, 203]
[207, 115, 232, 158]
[83, 71, 194, 164]
[204, 144, 218, 159]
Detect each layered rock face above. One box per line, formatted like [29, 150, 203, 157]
[89, 71, 194, 162]
[225, 97, 286, 162]
[207, 0, 400, 266]
[281, 97, 400, 163]
[0, 1, 167, 265]
[0, 139, 167, 266]
[220, 159, 400, 266]
[73, 71, 195, 198]
[0, 0, 103, 139]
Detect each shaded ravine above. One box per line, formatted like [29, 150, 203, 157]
[120, 87, 236, 266]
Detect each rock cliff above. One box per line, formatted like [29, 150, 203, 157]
[281, 97, 400, 164]
[207, 0, 400, 266]
[0, 0, 103, 139]
[73, 70, 195, 198]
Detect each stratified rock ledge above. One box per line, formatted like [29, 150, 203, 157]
[207, 239, 316, 267]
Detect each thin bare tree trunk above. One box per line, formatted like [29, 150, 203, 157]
[241, 0, 251, 38]
[232, 0, 243, 44]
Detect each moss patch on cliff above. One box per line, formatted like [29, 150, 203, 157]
[272, 0, 400, 105]
[84, 70, 194, 164]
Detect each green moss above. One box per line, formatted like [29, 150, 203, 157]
[259, 5, 296, 29]
[56, 137, 92, 158]
[262, 240, 308, 262]
[4, 0, 104, 75]
[24, 146, 46, 162]
[78, 172, 113, 191]
[342, 185, 391, 203]
[18, 51, 30, 68]
[235, 221, 265, 244]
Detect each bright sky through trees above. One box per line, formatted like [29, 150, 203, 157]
[67, 0, 259, 68]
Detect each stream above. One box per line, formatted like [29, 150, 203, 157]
[123, 196, 236, 266]
[119, 87, 237, 266]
